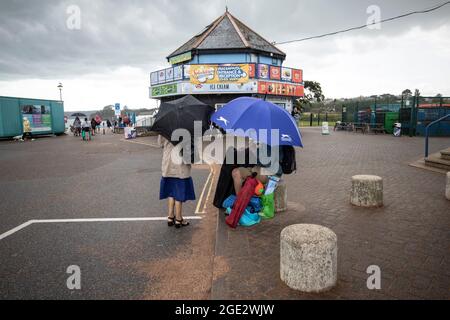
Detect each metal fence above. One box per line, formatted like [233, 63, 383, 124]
[337, 96, 450, 137]
[298, 112, 341, 127]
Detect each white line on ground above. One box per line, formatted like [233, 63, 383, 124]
[0, 221, 34, 241]
[0, 216, 203, 241]
[121, 138, 159, 148]
[195, 166, 213, 214]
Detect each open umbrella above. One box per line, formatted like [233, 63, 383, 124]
[95, 115, 102, 124]
[211, 97, 303, 147]
[151, 95, 214, 145]
[71, 112, 86, 118]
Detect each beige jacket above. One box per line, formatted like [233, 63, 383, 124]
[158, 136, 192, 179]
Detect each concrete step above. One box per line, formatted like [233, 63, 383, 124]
[441, 148, 450, 161]
[425, 154, 450, 171]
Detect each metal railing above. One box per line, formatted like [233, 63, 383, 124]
[425, 114, 450, 158]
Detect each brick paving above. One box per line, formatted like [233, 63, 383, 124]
[211, 128, 450, 300]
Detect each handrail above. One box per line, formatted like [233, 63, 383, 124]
[425, 114, 450, 158]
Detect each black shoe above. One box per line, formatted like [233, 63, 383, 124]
[175, 219, 190, 229]
[168, 216, 175, 227]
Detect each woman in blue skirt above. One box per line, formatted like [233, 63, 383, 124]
[158, 136, 196, 228]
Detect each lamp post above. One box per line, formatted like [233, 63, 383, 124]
[57, 82, 63, 101]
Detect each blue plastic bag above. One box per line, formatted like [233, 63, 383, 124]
[225, 207, 261, 227]
[239, 209, 261, 227]
[222, 195, 262, 213]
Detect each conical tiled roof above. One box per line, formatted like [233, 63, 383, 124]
[167, 11, 286, 60]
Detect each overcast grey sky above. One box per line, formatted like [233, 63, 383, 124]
[0, 0, 449, 110]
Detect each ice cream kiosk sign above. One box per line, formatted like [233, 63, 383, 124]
[190, 64, 249, 85]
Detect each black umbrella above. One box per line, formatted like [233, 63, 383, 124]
[151, 95, 214, 146]
[71, 112, 87, 118]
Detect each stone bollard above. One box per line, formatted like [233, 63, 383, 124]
[350, 175, 383, 207]
[446, 172, 450, 201]
[274, 180, 288, 213]
[280, 224, 337, 293]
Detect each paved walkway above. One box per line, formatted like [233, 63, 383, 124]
[211, 128, 450, 299]
[1, 130, 448, 299]
[0, 133, 215, 299]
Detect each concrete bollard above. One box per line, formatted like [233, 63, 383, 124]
[274, 180, 288, 213]
[281, 224, 337, 293]
[446, 172, 450, 200]
[350, 175, 383, 207]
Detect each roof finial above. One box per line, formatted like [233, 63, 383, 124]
[226, 5, 229, 13]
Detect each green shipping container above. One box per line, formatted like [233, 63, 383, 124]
[384, 112, 399, 134]
[0, 96, 65, 138]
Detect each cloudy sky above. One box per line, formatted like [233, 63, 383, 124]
[0, 0, 449, 111]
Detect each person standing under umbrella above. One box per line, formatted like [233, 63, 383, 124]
[151, 95, 214, 228]
[158, 135, 195, 228]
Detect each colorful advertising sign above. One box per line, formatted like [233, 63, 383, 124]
[281, 67, 292, 81]
[151, 83, 179, 97]
[292, 69, 303, 83]
[21, 105, 52, 133]
[248, 64, 256, 78]
[258, 81, 304, 97]
[150, 72, 158, 86]
[182, 81, 257, 94]
[183, 65, 191, 80]
[189, 64, 250, 85]
[158, 69, 166, 84]
[258, 64, 269, 79]
[173, 65, 183, 81]
[169, 52, 192, 65]
[270, 66, 281, 80]
[165, 68, 174, 82]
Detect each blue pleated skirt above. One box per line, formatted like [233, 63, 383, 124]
[160, 177, 196, 203]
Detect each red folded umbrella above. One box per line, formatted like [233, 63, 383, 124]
[226, 173, 259, 229]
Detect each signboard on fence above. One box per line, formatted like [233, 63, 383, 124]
[114, 103, 121, 116]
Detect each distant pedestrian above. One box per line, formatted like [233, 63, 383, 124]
[113, 120, 118, 133]
[73, 117, 82, 137]
[107, 119, 112, 133]
[91, 118, 97, 136]
[82, 118, 91, 141]
[101, 121, 106, 135]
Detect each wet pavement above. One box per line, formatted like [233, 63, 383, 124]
[0, 133, 214, 299]
[211, 127, 450, 300]
[1, 129, 449, 300]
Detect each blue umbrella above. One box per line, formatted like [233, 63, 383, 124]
[211, 97, 303, 147]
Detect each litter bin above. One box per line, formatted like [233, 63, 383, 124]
[393, 123, 402, 137]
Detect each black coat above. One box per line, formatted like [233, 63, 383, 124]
[213, 147, 256, 209]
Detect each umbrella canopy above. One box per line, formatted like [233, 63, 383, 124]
[211, 97, 303, 147]
[95, 115, 102, 124]
[151, 95, 215, 145]
[71, 112, 86, 118]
